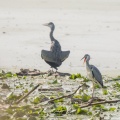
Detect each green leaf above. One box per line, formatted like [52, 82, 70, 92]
[76, 73, 82, 78]
[13, 73, 17, 77]
[30, 83, 34, 87]
[74, 94, 90, 102]
[69, 73, 89, 82]
[7, 92, 22, 102]
[102, 89, 108, 95]
[5, 72, 13, 77]
[52, 106, 67, 115]
[113, 82, 120, 91]
[33, 97, 40, 104]
[82, 93, 91, 102]
[54, 98, 64, 103]
[69, 74, 76, 79]
[24, 89, 28, 93]
[113, 82, 120, 88]
[52, 79, 58, 84]
[93, 104, 108, 111]
[109, 107, 116, 111]
[73, 103, 80, 109]
[74, 95, 82, 99]
[76, 108, 81, 114]
[22, 76, 27, 79]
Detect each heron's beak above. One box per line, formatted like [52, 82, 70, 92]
[81, 57, 84, 61]
[81, 57, 86, 64]
[83, 58, 86, 64]
[43, 23, 49, 26]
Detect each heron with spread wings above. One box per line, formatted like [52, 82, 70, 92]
[41, 22, 70, 72]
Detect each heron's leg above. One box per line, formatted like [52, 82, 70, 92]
[55, 67, 58, 73]
[55, 69, 58, 73]
[49, 67, 54, 73]
[88, 82, 95, 104]
[51, 67, 54, 72]
[47, 67, 54, 74]
[92, 82, 95, 99]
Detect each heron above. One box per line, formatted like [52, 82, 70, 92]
[41, 22, 70, 72]
[81, 54, 103, 100]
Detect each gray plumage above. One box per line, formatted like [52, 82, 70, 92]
[81, 54, 103, 99]
[91, 65, 103, 87]
[81, 54, 103, 87]
[41, 22, 70, 71]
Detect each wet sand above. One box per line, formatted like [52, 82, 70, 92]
[0, 0, 120, 77]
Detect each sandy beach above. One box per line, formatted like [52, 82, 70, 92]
[0, 0, 120, 77]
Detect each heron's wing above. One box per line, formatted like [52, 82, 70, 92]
[41, 50, 56, 63]
[61, 51, 70, 62]
[91, 65, 103, 87]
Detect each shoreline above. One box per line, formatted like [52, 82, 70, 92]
[0, 66, 119, 78]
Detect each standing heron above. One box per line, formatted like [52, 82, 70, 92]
[81, 54, 103, 100]
[41, 22, 70, 72]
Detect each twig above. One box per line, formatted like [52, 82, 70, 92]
[109, 79, 120, 82]
[80, 99, 120, 108]
[71, 97, 105, 104]
[15, 83, 41, 104]
[47, 83, 85, 103]
[38, 88, 63, 91]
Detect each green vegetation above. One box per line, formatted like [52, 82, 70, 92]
[69, 73, 89, 82]
[52, 106, 67, 116]
[0, 70, 120, 119]
[74, 93, 91, 102]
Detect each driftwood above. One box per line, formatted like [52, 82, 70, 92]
[80, 99, 120, 108]
[38, 88, 63, 91]
[16, 69, 71, 77]
[16, 69, 46, 76]
[47, 83, 85, 103]
[16, 83, 41, 104]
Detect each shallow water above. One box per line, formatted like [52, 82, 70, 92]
[0, 0, 120, 77]
[0, 72, 120, 120]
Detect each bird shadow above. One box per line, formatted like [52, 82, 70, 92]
[56, 72, 71, 77]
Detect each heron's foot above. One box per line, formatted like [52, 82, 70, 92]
[55, 69, 58, 73]
[52, 71, 59, 77]
[47, 70, 54, 75]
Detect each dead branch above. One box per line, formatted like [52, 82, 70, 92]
[38, 88, 63, 91]
[16, 69, 47, 76]
[15, 83, 41, 104]
[47, 83, 85, 103]
[80, 99, 120, 108]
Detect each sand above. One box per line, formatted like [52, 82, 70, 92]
[0, 0, 120, 77]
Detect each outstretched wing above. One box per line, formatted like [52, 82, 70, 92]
[61, 51, 70, 62]
[41, 50, 56, 63]
[41, 50, 70, 63]
[91, 65, 103, 87]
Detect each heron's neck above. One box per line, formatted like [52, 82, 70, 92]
[86, 61, 90, 70]
[50, 28, 55, 41]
